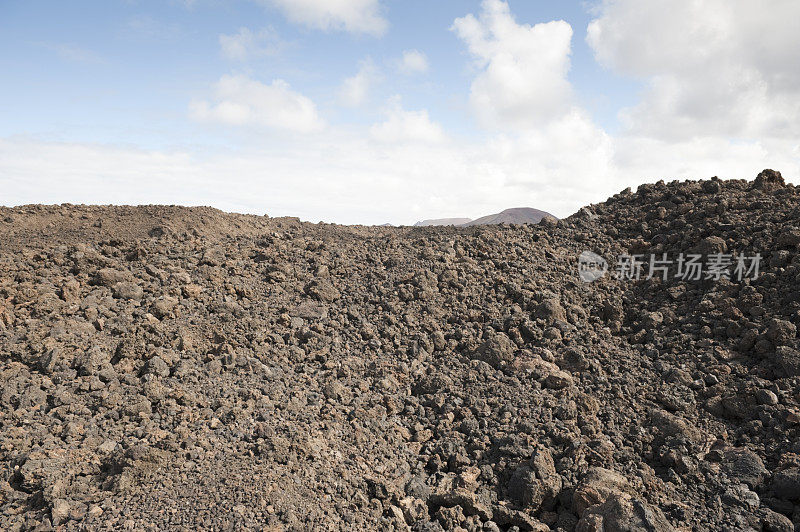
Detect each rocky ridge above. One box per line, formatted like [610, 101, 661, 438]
[0, 170, 799, 531]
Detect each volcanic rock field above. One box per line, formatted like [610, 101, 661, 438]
[1, 170, 800, 531]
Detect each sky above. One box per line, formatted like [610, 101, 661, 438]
[1, 0, 799, 225]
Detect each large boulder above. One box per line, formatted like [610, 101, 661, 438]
[772, 467, 800, 501]
[573, 467, 632, 515]
[575, 494, 673, 532]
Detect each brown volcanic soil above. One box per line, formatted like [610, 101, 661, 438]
[1, 170, 799, 531]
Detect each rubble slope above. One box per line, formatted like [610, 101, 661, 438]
[1, 170, 799, 531]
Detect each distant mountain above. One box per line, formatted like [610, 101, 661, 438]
[413, 217, 472, 227]
[412, 208, 557, 227]
[462, 207, 556, 226]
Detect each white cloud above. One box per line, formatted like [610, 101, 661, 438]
[398, 49, 428, 75]
[484, 109, 615, 198]
[612, 137, 800, 184]
[587, 0, 800, 140]
[219, 27, 282, 61]
[256, 0, 387, 36]
[0, 136, 473, 225]
[444, 0, 617, 208]
[370, 98, 446, 144]
[339, 59, 379, 107]
[452, 0, 574, 130]
[4, 132, 796, 227]
[189, 75, 324, 133]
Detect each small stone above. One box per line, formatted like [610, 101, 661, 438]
[473, 332, 515, 369]
[544, 369, 574, 390]
[322, 380, 346, 400]
[112, 282, 143, 300]
[99, 440, 117, 453]
[722, 448, 766, 488]
[756, 389, 779, 406]
[536, 299, 566, 323]
[573, 467, 631, 516]
[51, 499, 71, 524]
[721, 484, 759, 510]
[507, 447, 561, 510]
[777, 228, 800, 248]
[291, 302, 329, 320]
[145, 355, 170, 378]
[61, 279, 81, 302]
[774, 346, 800, 377]
[182, 284, 203, 298]
[95, 268, 132, 286]
[305, 280, 340, 302]
[151, 296, 178, 319]
[435, 504, 466, 529]
[766, 319, 796, 346]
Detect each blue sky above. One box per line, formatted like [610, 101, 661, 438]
[0, 1, 635, 143]
[1, 0, 798, 224]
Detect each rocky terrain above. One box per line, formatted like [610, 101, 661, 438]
[1, 169, 799, 531]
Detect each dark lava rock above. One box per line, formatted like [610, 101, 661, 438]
[2, 171, 800, 530]
[772, 467, 800, 501]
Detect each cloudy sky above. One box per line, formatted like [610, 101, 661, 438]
[2, 0, 799, 225]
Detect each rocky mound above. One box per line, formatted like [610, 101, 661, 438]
[1, 170, 799, 531]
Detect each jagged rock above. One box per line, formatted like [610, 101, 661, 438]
[112, 281, 143, 300]
[575, 493, 673, 532]
[754, 169, 784, 190]
[767, 319, 797, 346]
[772, 467, 800, 500]
[507, 446, 561, 510]
[51, 499, 71, 525]
[151, 296, 178, 319]
[761, 507, 795, 532]
[722, 448, 767, 489]
[573, 468, 633, 516]
[774, 346, 800, 377]
[290, 302, 328, 320]
[473, 332, 516, 369]
[305, 280, 340, 302]
[94, 268, 133, 287]
[535, 299, 566, 323]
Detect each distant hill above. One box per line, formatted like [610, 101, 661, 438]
[413, 217, 472, 227]
[462, 207, 556, 226]
[412, 209, 557, 227]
